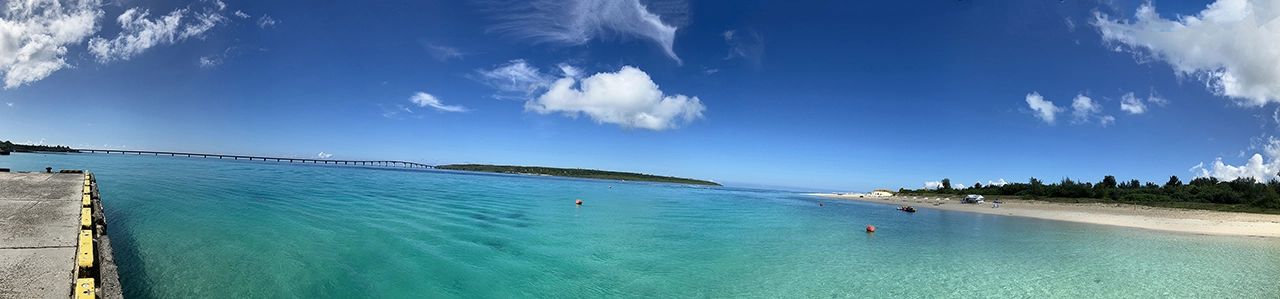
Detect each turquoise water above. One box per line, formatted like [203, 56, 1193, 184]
[4, 153, 1280, 298]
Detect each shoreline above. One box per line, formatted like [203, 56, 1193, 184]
[810, 193, 1280, 238]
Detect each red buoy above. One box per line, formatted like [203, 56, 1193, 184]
[865, 225, 875, 232]
[575, 199, 583, 205]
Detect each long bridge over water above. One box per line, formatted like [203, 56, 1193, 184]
[76, 149, 433, 169]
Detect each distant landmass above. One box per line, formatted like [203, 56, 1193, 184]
[435, 164, 721, 186]
[1, 141, 79, 153]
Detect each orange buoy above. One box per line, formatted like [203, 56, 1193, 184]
[865, 225, 875, 232]
[575, 199, 583, 205]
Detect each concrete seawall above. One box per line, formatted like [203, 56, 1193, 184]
[0, 171, 122, 299]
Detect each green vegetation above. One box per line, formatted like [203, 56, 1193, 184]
[1, 140, 78, 153]
[899, 175, 1280, 214]
[435, 164, 721, 186]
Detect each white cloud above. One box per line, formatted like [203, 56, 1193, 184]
[379, 103, 414, 119]
[484, 0, 684, 63]
[557, 63, 581, 78]
[987, 178, 1008, 187]
[1025, 92, 1062, 124]
[257, 15, 275, 28]
[923, 181, 942, 190]
[1099, 115, 1116, 127]
[722, 29, 764, 66]
[703, 68, 719, 75]
[409, 92, 468, 112]
[317, 152, 333, 159]
[424, 44, 463, 62]
[954, 183, 968, 190]
[198, 55, 220, 68]
[1193, 136, 1280, 182]
[88, 1, 230, 63]
[474, 59, 554, 95]
[526, 66, 705, 131]
[1120, 92, 1146, 114]
[1071, 94, 1101, 122]
[1093, 0, 1280, 106]
[0, 0, 103, 88]
[1147, 89, 1170, 107]
[5, 102, 12, 107]
[233, 10, 249, 19]
[1067, 94, 1114, 126]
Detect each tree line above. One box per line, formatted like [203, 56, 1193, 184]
[897, 175, 1280, 211]
[1, 140, 79, 153]
[435, 164, 722, 186]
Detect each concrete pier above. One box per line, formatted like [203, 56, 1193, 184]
[0, 171, 121, 299]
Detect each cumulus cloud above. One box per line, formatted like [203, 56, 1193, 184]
[6, 102, 12, 107]
[409, 92, 468, 112]
[1093, 0, 1280, 106]
[317, 152, 333, 159]
[527, 66, 705, 130]
[257, 15, 275, 28]
[1192, 136, 1280, 182]
[923, 181, 942, 190]
[1065, 94, 1114, 126]
[88, 0, 230, 63]
[1071, 94, 1101, 122]
[484, 0, 685, 63]
[424, 44, 463, 62]
[0, 0, 103, 88]
[1025, 92, 1062, 124]
[988, 178, 1009, 187]
[1099, 115, 1116, 127]
[1120, 92, 1146, 114]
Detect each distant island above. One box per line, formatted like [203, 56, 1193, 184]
[435, 164, 722, 186]
[1, 141, 79, 153]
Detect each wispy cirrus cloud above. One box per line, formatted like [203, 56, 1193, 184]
[482, 0, 687, 64]
[87, 0, 232, 63]
[410, 92, 469, 112]
[473, 59, 556, 97]
[424, 44, 464, 62]
[257, 14, 276, 28]
[723, 29, 764, 67]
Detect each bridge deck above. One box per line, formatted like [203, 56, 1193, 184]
[77, 149, 434, 169]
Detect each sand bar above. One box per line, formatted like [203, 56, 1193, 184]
[811, 193, 1280, 238]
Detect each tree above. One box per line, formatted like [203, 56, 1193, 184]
[1165, 175, 1183, 188]
[941, 178, 952, 190]
[973, 181, 983, 189]
[1100, 175, 1117, 189]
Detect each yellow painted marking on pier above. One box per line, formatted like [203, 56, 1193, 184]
[80, 208, 92, 229]
[83, 194, 92, 207]
[74, 278, 95, 299]
[77, 230, 93, 268]
[83, 185, 91, 195]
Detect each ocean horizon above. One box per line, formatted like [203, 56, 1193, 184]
[4, 153, 1279, 298]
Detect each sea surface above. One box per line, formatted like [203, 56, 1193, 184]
[4, 153, 1280, 298]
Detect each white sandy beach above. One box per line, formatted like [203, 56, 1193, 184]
[811, 193, 1280, 238]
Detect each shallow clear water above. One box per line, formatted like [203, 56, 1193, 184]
[4, 153, 1279, 298]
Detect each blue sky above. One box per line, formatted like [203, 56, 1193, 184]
[2, 0, 1280, 191]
